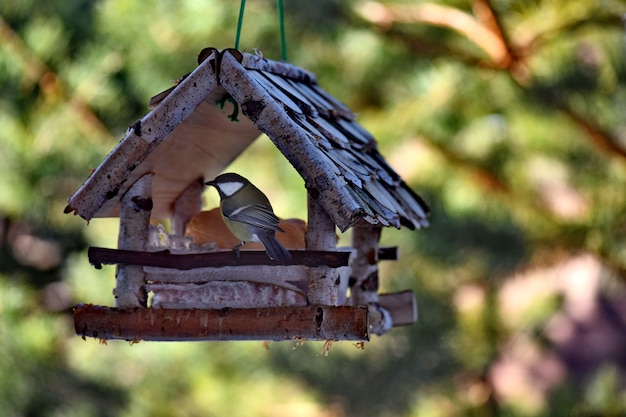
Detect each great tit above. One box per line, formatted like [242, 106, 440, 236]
[205, 173, 292, 261]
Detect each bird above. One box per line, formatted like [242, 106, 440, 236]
[205, 173, 292, 261]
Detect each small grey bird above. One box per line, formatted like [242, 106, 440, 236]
[205, 173, 291, 261]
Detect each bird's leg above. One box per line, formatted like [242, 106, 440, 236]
[232, 241, 245, 259]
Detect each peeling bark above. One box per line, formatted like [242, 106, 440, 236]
[74, 304, 369, 342]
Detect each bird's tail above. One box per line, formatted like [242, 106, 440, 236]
[258, 233, 292, 261]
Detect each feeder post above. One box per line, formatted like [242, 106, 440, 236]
[350, 226, 396, 335]
[305, 193, 341, 305]
[350, 226, 382, 305]
[171, 178, 204, 236]
[114, 173, 153, 307]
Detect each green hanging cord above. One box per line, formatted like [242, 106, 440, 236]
[234, 0, 247, 50]
[277, 0, 287, 61]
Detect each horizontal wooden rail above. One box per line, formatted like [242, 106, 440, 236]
[88, 247, 351, 270]
[74, 304, 369, 342]
[374, 246, 398, 262]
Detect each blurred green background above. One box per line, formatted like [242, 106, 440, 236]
[1, 0, 626, 415]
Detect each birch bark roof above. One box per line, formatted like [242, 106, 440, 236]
[65, 48, 429, 232]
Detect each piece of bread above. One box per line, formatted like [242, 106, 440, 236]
[185, 208, 307, 250]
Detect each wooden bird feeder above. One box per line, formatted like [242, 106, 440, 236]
[66, 48, 429, 342]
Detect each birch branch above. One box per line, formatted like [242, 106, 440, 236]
[114, 174, 152, 307]
[74, 304, 369, 342]
[89, 247, 350, 269]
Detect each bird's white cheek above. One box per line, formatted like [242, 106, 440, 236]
[218, 182, 244, 196]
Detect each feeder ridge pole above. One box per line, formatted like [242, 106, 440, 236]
[114, 173, 153, 307]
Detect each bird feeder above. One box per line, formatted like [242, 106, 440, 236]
[67, 47, 429, 342]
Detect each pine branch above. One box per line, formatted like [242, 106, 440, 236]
[0, 16, 112, 142]
[357, 1, 510, 65]
[559, 104, 626, 162]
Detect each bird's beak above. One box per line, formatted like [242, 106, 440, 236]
[204, 180, 215, 187]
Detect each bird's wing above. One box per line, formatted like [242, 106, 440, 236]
[224, 204, 284, 231]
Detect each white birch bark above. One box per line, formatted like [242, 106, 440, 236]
[114, 173, 152, 307]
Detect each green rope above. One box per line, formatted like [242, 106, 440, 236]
[234, 0, 247, 50]
[277, 0, 287, 61]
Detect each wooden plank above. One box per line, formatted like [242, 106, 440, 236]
[308, 116, 352, 148]
[293, 83, 337, 119]
[310, 84, 355, 120]
[260, 71, 319, 117]
[89, 247, 350, 269]
[292, 116, 334, 150]
[247, 70, 304, 115]
[73, 304, 370, 342]
[334, 118, 374, 146]
[144, 264, 308, 289]
[148, 281, 307, 309]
